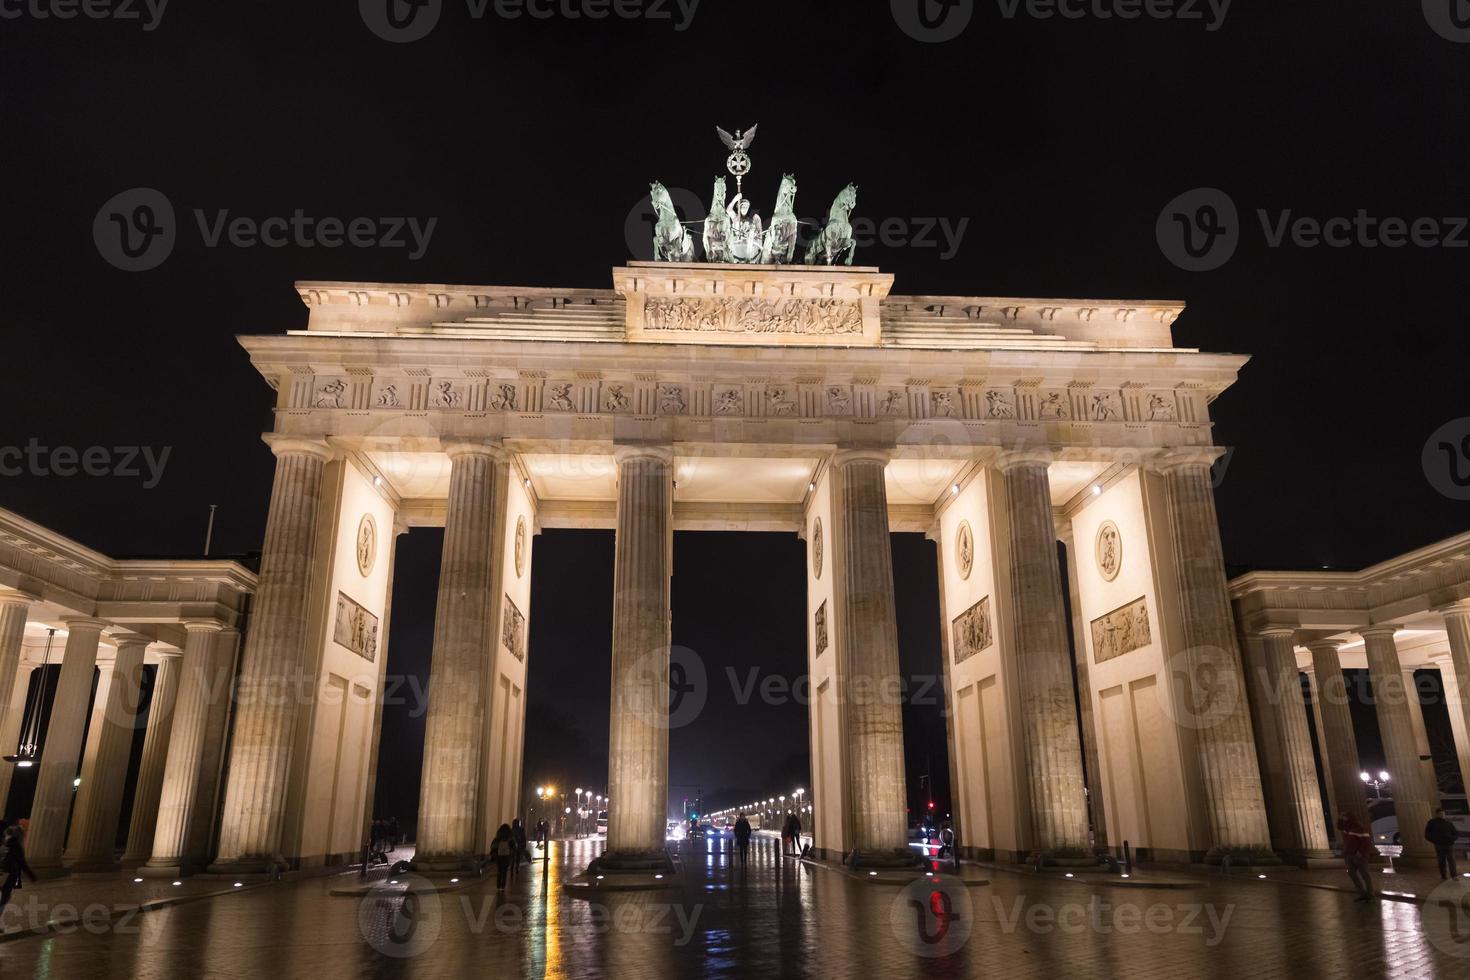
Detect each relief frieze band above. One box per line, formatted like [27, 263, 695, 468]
[643, 297, 863, 336]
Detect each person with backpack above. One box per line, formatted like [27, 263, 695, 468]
[1, 825, 37, 910]
[492, 824, 514, 890]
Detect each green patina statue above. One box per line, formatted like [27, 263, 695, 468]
[761, 174, 799, 265]
[650, 181, 694, 263]
[805, 183, 859, 266]
[703, 177, 732, 264]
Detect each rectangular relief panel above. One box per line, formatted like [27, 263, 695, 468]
[1090, 596, 1151, 665]
[952, 595, 993, 665]
[333, 592, 380, 662]
[501, 594, 527, 662]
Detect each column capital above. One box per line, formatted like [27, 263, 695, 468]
[1256, 626, 1299, 640]
[992, 448, 1056, 472]
[153, 645, 184, 660]
[262, 434, 335, 462]
[1434, 601, 1470, 623]
[612, 443, 674, 466]
[181, 619, 226, 635]
[1305, 637, 1345, 654]
[831, 447, 891, 468]
[0, 590, 40, 610]
[109, 631, 154, 651]
[442, 438, 508, 462]
[1359, 624, 1402, 641]
[1144, 447, 1228, 474]
[60, 617, 110, 633]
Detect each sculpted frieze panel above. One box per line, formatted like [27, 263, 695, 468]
[1091, 596, 1151, 664]
[644, 296, 863, 336]
[952, 595, 993, 665]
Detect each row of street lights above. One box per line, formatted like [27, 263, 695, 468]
[530, 785, 608, 838]
[709, 788, 809, 829]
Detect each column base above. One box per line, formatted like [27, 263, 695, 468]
[204, 857, 286, 877]
[588, 849, 676, 875]
[1026, 849, 1101, 869]
[1205, 845, 1283, 867]
[63, 860, 123, 875]
[844, 847, 928, 871]
[409, 855, 479, 874]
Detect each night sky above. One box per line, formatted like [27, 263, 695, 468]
[2, 2, 1467, 832]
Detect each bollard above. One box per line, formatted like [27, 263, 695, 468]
[360, 841, 369, 878]
[1123, 840, 1133, 877]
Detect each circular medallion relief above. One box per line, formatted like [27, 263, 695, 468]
[514, 515, 527, 578]
[1096, 520, 1123, 582]
[356, 514, 377, 578]
[812, 517, 824, 580]
[956, 521, 974, 580]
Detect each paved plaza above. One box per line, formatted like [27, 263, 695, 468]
[0, 837, 1466, 979]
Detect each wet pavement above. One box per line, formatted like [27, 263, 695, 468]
[0, 835, 1467, 978]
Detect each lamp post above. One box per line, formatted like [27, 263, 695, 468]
[575, 788, 584, 838]
[1361, 770, 1390, 801]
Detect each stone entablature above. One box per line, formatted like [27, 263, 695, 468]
[290, 265, 1188, 352]
[1230, 531, 1470, 633]
[0, 506, 256, 633]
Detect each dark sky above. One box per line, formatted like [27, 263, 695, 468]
[3, 2, 1467, 831]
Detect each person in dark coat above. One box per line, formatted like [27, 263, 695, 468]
[1337, 813, 1376, 901]
[492, 824, 514, 890]
[1425, 809, 1460, 880]
[0, 826, 37, 910]
[387, 816, 400, 852]
[733, 812, 752, 866]
[785, 811, 802, 856]
[510, 820, 530, 880]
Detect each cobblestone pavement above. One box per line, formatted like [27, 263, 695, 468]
[0, 836, 1467, 979]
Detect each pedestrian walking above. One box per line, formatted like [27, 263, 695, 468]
[1336, 813, 1376, 902]
[786, 811, 802, 856]
[493, 824, 514, 890]
[387, 816, 400, 852]
[0, 826, 37, 911]
[734, 812, 752, 866]
[1425, 808, 1460, 880]
[511, 819, 531, 880]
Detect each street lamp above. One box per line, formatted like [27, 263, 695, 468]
[1360, 770, 1390, 800]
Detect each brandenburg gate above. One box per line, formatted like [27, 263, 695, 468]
[209, 256, 1276, 873]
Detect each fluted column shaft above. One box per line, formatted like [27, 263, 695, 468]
[1158, 457, 1271, 854]
[122, 650, 182, 862]
[999, 457, 1089, 854]
[415, 443, 502, 866]
[0, 594, 37, 812]
[1306, 641, 1369, 837]
[832, 452, 910, 858]
[66, 635, 149, 869]
[1362, 626, 1435, 864]
[148, 622, 225, 873]
[605, 448, 673, 857]
[28, 618, 108, 868]
[1437, 607, 1470, 797]
[186, 628, 239, 864]
[1401, 666, 1439, 802]
[1060, 530, 1107, 849]
[1257, 630, 1330, 856]
[212, 439, 331, 870]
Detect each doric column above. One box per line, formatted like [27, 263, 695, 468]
[1306, 640, 1369, 837]
[147, 621, 225, 875]
[832, 449, 912, 864]
[66, 632, 149, 870]
[211, 436, 332, 873]
[1155, 452, 1273, 858]
[1059, 527, 1107, 849]
[415, 441, 504, 869]
[1435, 604, 1470, 794]
[603, 446, 674, 866]
[186, 628, 239, 865]
[996, 452, 1089, 857]
[1401, 665, 1439, 802]
[1361, 625, 1435, 865]
[1300, 665, 1340, 839]
[27, 617, 108, 869]
[1255, 629, 1331, 859]
[0, 592, 38, 812]
[122, 647, 182, 862]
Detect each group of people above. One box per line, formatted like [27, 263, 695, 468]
[489, 819, 537, 889]
[0, 820, 36, 911]
[366, 816, 401, 865]
[728, 811, 805, 866]
[1335, 807, 1462, 901]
